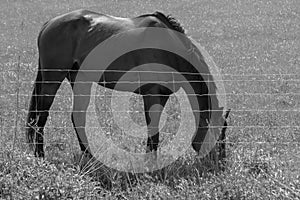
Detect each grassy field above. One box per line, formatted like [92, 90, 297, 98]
[0, 0, 299, 199]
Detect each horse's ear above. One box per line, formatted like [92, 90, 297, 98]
[224, 109, 231, 119]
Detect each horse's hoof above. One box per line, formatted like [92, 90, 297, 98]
[144, 150, 158, 172]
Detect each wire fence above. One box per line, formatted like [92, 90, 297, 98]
[0, 61, 299, 200]
[0, 63, 299, 167]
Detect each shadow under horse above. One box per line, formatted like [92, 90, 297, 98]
[26, 9, 230, 165]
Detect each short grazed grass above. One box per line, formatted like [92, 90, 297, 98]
[0, 0, 299, 199]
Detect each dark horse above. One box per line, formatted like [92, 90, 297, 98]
[26, 9, 230, 160]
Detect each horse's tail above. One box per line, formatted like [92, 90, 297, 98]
[26, 58, 42, 150]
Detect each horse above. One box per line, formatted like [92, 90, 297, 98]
[26, 9, 230, 162]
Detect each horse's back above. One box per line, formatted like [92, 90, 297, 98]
[37, 9, 165, 71]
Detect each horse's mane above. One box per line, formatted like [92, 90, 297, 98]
[139, 11, 185, 34]
[155, 12, 185, 34]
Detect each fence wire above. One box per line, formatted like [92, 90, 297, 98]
[0, 66, 299, 163]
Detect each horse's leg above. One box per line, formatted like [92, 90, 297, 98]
[182, 81, 210, 153]
[218, 119, 227, 165]
[66, 66, 98, 169]
[191, 94, 210, 153]
[71, 81, 92, 155]
[34, 70, 66, 157]
[143, 92, 170, 153]
[26, 64, 42, 151]
[67, 66, 86, 152]
[65, 62, 92, 154]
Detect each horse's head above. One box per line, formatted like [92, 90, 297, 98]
[221, 109, 230, 134]
[220, 109, 231, 139]
[216, 108, 230, 161]
[191, 107, 231, 156]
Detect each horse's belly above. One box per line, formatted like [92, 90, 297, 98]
[100, 64, 180, 93]
[99, 71, 175, 93]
